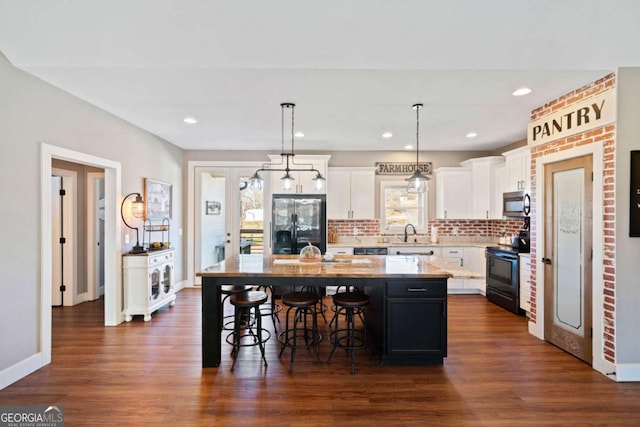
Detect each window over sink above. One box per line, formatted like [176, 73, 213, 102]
[379, 181, 427, 232]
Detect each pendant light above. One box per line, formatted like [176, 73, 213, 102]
[249, 103, 326, 192]
[405, 103, 430, 193]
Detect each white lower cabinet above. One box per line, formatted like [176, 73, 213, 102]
[123, 249, 176, 322]
[388, 246, 442, 257]
[442, 246, 486, 294]
[519, 253, 532, 312]
[441, 247, 466, 293]
[325, 247, 354, 256]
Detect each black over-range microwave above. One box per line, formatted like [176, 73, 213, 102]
[503, 191, 531, 218]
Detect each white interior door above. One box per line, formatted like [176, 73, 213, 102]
[87, 172, 105, 300]
[51, 169, 76, 307]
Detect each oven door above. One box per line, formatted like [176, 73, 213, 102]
[485, 250, 519, 295]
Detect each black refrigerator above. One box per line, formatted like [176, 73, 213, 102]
[272, 194, 326, 254]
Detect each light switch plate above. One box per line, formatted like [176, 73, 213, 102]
[124, 233, 130, 244]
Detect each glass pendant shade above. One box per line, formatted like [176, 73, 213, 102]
[406, 171, 430, 194]
[281, 171, 294, 190]
[313, 172, 326, 191]
[249, 172, 263, 191]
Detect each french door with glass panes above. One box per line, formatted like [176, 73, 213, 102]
[194, 166, 264, 284]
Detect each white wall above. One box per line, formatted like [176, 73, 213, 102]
[0, 51, 183, 378]
[614, 68, 640, 366]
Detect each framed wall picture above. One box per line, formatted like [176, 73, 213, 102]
[206, 201, 221, 215]
[145, 178, 172, 219]
[630, 151, 640, 236]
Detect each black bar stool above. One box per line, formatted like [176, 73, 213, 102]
[226, 290, 270, 371]
[220, 285, 252, 331]
[254, 284, 282, 333]
[278, 290, 323, 373]
[326, 290, 373, 374]
[328, 285, 362, 329]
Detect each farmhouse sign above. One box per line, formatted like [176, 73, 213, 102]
[375, 162, 433, 175]
[527, 89, 616, 147]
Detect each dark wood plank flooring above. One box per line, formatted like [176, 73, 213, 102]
[1, 289, 639, 426]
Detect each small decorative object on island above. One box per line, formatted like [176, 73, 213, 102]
[299, 242, 322, 263]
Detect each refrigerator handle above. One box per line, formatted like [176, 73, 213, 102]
[291, 213, 297, 242]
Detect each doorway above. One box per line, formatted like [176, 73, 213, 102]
[543, 155, 593, 363]
[192, 164, 264, 285]
[40, 144, 121, 369]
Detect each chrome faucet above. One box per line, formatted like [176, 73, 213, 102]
[404, 223, 417, 243]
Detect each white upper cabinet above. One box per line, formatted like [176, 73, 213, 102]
[327, 167, 375, 219]
[460, 156, 505, 220]
[502, 147, 531, 192]
[434, 167, 471, 219]
[268, 155, 331, 194]
[493, 163, 507, 219]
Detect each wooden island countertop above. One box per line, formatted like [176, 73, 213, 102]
[197, 254, 454, 279]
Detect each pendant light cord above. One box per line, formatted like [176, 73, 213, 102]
[413, 103, 422, 168]
[415, 104, 420, 167]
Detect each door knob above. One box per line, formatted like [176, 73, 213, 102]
[226, 240, 231, 244]
[541, 257, 552, 265]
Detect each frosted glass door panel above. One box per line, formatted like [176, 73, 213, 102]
[553, 169, 584, 335]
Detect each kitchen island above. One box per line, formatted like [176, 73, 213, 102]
[197, 254, 453, 368]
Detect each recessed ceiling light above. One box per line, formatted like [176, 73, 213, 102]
[512, 87, 532, 96]
[466, 132, 478, 138]
[183, 116, 198, 124]
[404, 144, 413, 150]
[382, 132, 393, 138]
[294, 132, 304, 138]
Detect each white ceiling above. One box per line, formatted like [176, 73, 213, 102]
[1, 0, 639, 152]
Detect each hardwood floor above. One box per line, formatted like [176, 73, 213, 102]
[2, 289, 639, 426]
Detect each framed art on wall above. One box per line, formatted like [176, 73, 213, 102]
[630, 151, 640, 237]
[205, 201, 221, 215]
[145, 178, 172, 219]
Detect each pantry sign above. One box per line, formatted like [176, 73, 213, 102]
[528, 88, 615, 147]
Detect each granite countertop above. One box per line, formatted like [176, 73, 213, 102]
[197, 254, 453, 279]
[426, 256, 484, 279]
[197, 254, 482, 280]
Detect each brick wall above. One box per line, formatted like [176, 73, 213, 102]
[328, 218, 525, 239]
[528, 72, 616, 363]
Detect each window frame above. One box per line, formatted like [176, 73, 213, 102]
[379, 180, 428, 233]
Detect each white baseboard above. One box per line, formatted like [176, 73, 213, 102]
[76, 292, 89, 304]
[0, 353, 45, 390]
[614, 363, 640, 382]
[528, 319, 544, 340]
[175, 280, 189, 291]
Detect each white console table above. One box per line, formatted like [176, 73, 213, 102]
[123, 248, 176, 322]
